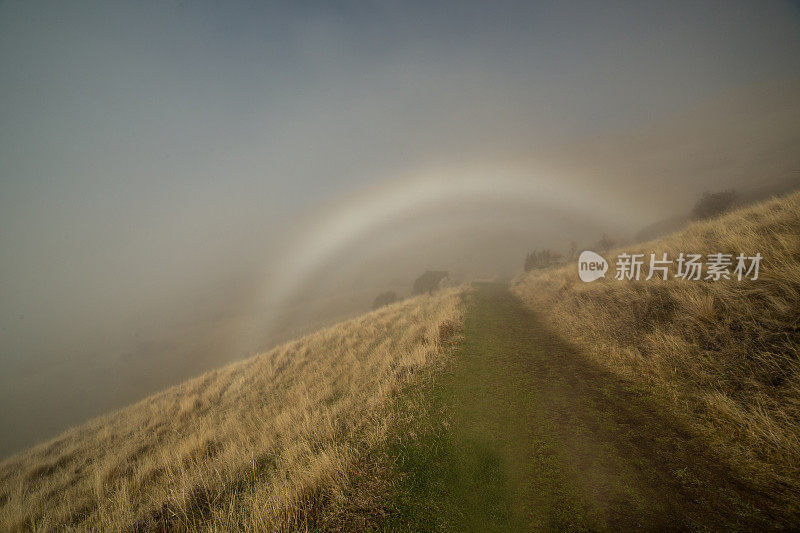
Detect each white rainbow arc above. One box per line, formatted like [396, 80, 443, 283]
[259, 163, 643, 315]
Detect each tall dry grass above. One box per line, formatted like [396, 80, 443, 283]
[512, 191, 800, 504]
[0, 288, 464, 531]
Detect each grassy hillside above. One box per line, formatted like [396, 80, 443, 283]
[0, 289, 464, 531]
[512, 191, 800, 506]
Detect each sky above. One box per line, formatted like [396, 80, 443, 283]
[1, 0, 800, 457]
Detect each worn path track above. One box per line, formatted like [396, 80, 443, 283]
[386, 283, 783, 531]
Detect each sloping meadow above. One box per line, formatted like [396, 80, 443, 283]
[0, 288, 464, 531]
[512, 192, 800, 504]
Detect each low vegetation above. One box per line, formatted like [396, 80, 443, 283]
[523, 249, 562, 272]
[512, 191, 800, 511]
[0, 289, 464, 531]
[412, 271, 449, 295]
[691, 189, 739, 220]
[372, 290, 399, 309]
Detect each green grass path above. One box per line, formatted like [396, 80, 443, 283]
[384, 283, 777, 531]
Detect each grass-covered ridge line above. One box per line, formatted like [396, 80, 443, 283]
[512, 191, 800, 508]
[0, 288, 464, 531]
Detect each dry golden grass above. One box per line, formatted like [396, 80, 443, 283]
[511, 191, 800, 502]
[0, 288, 464, 531]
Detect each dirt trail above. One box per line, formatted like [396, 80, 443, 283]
[386, 283, 784, 531]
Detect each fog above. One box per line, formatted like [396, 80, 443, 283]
[1, 0, 800, 457]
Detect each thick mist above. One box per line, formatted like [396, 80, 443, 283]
[1, 0, 800, 457]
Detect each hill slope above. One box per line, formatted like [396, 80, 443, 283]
[0, 289, 463, 530]
[512, 191, 800, 509]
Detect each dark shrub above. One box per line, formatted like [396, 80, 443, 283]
[372, 291, 398, 309]
[691, 190, 738, 220]
[413, 271, 449, 295]
[524, 249, 562, 272]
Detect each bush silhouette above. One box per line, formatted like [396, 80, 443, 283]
[691, 190, 738, 220]
[524, 249, 562, 272]
[372, 291, 398, 309]
[413, 271, 449, 295]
